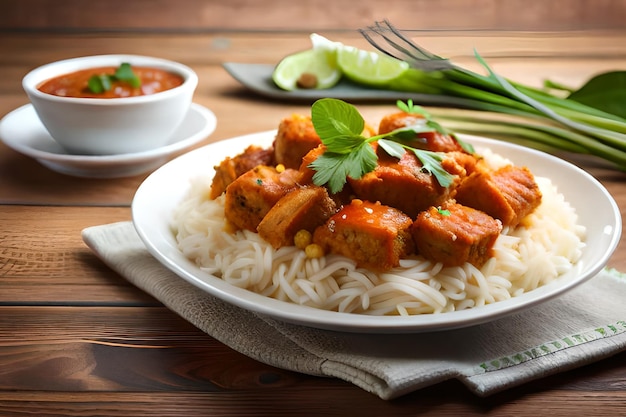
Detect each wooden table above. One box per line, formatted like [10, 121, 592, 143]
[1, 30, 625, 416]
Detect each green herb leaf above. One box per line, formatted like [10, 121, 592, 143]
[87, 74, 111, 94]
[380, 135, 456, 188]
[378, 139, 405, 158]
[437, 208, 451, 216]
[310, 98, 374, 193]
[411, 149, 454, 188]
[567, 71, 626, 119]
[312, 98, 364, 142]
[310, 141, 377, 193]
[115, 62, 141, 88]
[381, 124, 457, 187]
[322, 134, 368, 154]
[396, 99, 475, 153]
[309, 98, 458, 193]
[86, 63, 141, 94]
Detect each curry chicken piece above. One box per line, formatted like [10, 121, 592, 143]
[455, 164, 542, 227]
[296, 143, 325, 185]
[313, 200, 415, 271]
[411, 202, 502, 267]
[210, 145, 275, 199]
[273, 114, 322, 170]
[378, 111, 466, 153]
[257, 185, 337, 249]
[348, 145, 460, 219]
[274, 113, 377, 171]
[297, 144, 356, 207]
[224, 165, 299, 232]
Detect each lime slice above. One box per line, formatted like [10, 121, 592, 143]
[337, 46, 409, 88]
[309, 33, 342, 52]
[272, 47, 341, 91]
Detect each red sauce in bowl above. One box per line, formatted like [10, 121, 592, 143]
[37, 66, 185, 98]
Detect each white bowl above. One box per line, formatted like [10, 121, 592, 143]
[22, 54, 198, 155]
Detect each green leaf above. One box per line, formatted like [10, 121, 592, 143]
[473, 51, 626, 147]
[309, 153, 346, 193]
[87, 74, 111, 94]
[312, 98, 365, 140]
[543, 79, 575, 94]
[115, 62, 141, 88]
[411, 149, 455, 188]
[309, 98, 457, 191]
[86, 63, 141, 94]
[378, 139, 405, 158]
[347, 142, 378, 178]
[397, 99, 429, 117]
[322, 134, 366, 154]
[567, 71, 626, 119]
[380, 138, 455, 188]
[395, 100, 475, 153]
[310, 142, 377, 193]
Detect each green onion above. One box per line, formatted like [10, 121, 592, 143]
[360, 22, 626, 170]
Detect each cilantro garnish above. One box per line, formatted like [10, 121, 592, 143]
[309, 98, 457, 193]
[87, 63, 141, 94]
[397, 99, 474, 154]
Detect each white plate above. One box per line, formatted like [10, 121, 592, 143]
[132, 131, 622, 333]
[0, 103, 217, 178]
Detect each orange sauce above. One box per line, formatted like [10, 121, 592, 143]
[37, 66, 184, 98]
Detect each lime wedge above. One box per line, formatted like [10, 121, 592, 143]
[337, 45, 409, 88]
[309, 33, 342, 52]
[272, 47, 341, 91]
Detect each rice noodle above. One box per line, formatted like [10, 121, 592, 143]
[172, 151, 586, 316]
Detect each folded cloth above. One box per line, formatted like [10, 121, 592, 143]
[82, 221, 626, 400]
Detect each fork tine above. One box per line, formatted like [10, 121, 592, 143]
[359, 20, 454, 71]
[358, 28, 404, 62]
[360, 23, 423, 63]
[379, 20, 443, 61]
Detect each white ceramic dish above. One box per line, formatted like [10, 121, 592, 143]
[0, 103, 216, 178]
[23, 54, 198, 155]
[132, 131, 621, 333]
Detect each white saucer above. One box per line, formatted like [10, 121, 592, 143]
[0, 103, 217, 178]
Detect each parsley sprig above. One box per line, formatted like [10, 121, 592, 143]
[398, 99, 474, 153]
[309, 98, 460, 193]
[87, 62, 141, 94]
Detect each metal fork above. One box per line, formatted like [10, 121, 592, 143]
[358, 20, 456, 72]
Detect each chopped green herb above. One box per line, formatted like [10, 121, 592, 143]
[114, 63, 141, 88]
[87, 74, 111, 94]
[309, 98, 456, 193]
[256, 178, 263, 185]
[87, 62, 141, 94]
[397, 99, 474, 153]
[437, 208, 451, 216]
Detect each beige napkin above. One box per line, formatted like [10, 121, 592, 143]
[82, 221, 626, 400]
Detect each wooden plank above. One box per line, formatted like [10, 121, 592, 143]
[0, 206, 158, 304]
[0, 304, 625, 415]
[0, 306, 625, 415]
[2, 0, 626, 32]
[0, 306, 303, 391]
[1, 389, 625, 417]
